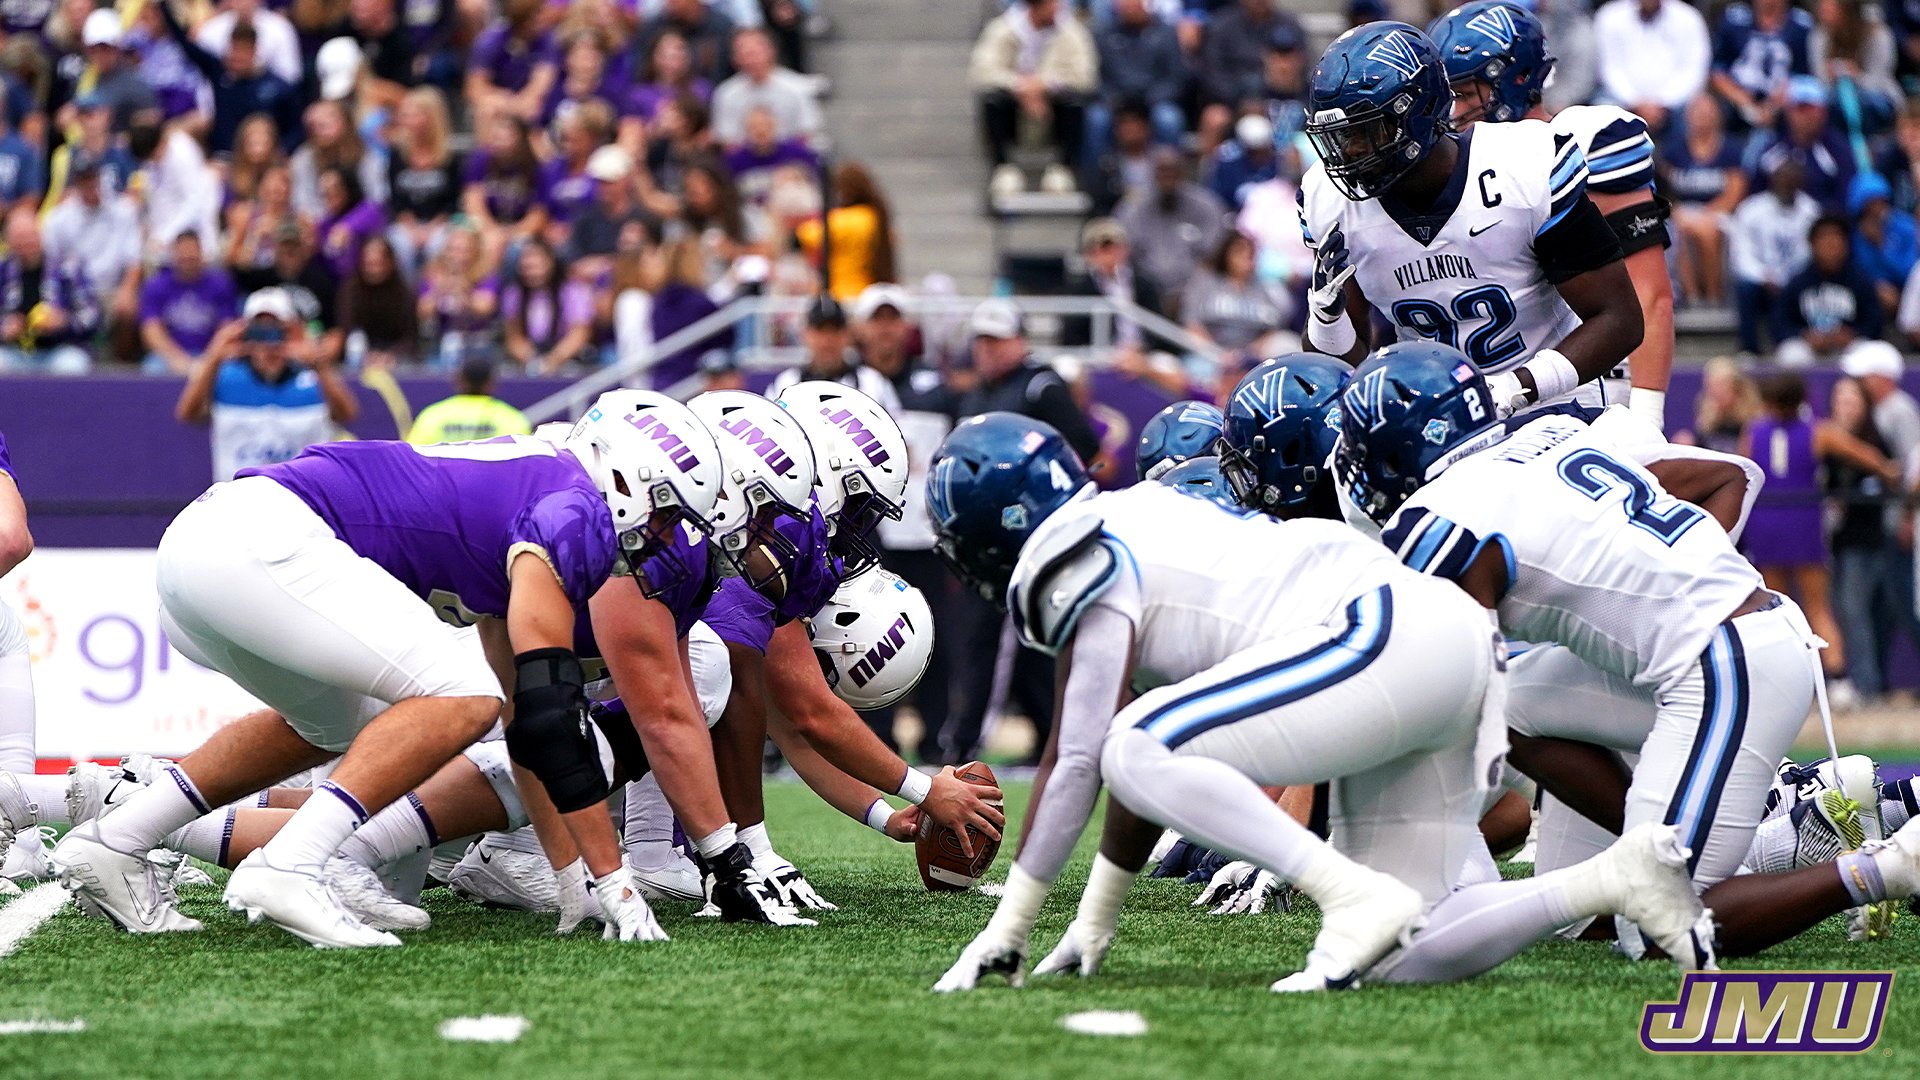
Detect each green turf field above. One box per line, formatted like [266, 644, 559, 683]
[0, 779, 1912, 1080]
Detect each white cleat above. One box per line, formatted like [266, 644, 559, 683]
[0, 771, 36, 873]
[2, 825, 54, 883]
[224, 853, 401, 948]
[1855, 815, 1920, 900]
[1600, 823, 1717, 971]
[324, 857, 431, 932]
[629, 851, 704, 903]
[65, 761, 149, 827]
[1273, 869, 1423, 993]
[447, 833, 558, 912]
[47, 823, 203, 933]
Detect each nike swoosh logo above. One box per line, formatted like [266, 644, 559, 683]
[477, 848, 493, 864]
[120, 870, 159, 926]
[1468, 222, 1499, 237]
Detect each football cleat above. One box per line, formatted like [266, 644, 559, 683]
[447, 832, 559, 912]
[224, 852, 401, 948]
[2, 825, 54, 883]
[1597, 823, 1717, 971]
[325, 857, 431, 931]
[1768, 756, 1889, 939]
[628, 850, 704, 903]
[1273, 868, 1423, 992]
[0, 771, 35, 873]
[65, 761, 149, 827]
[48, 822, 203, 933]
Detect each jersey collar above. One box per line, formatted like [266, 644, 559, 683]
[1379, 130, 1473, 249]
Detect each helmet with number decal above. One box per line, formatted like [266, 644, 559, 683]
[1428, 0, 1554, 125]
[1334, 341, 1498, 523]
[1306, 22, 1453, 200]
[1135, 400, 1225, 481]
[774, 381, 910, 579]
[563, 390, 724, 587]
[927, 412, 1092, 605]
[1156, 456, 1241, 510]
[1218, 354, 1351, 516]
[806, 568, 935, 710]
[689, 390, 821, 592]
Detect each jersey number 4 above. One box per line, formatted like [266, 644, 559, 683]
[1557, 448, 1704, 546]
[1391, 284, 1526, 368]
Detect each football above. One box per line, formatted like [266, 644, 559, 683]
[915, 761, 1003, 891]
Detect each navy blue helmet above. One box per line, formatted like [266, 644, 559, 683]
[1156, 457, 1241, 510]
[1306, 22, 1454, 200]
[927, 412, 1091, 605]
[1218, 354, 1351, 516]
[1334, 341, 1497, 523]
[1136, 400, 1225, 481]
[1428, 1, 1554, 125]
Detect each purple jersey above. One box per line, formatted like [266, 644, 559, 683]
[703, 575, 775, 653]
[0, 430, 13, 482]
[471, 23, 557, 93]
[538, 158, 597, 224]
[1745, 413, 1825, 566]
[702, 504, 843, 653]
[239, 438, 617, 621]
[573, 522, 717, 681]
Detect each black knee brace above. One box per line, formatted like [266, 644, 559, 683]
[505, 648, 608, 813]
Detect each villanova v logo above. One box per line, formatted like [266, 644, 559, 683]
[1641, 972, 1893, 1054]
[1366, 32, 1424, 77]
[1465, 5, 1518, 46]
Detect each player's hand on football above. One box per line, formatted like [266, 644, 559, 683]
[1196, 861, 1289, 915]
[884, 804, 922, 842]
[932, 928, 1027, 992]
[753, 850, 838, 912]
[554, 858, 603, 935]
[589, 866, 669, 942]
[1308, 225, 1355, 324]
[925, 768, 1005, 858]
[700, 843, 818, 927]
[1032, 919, 1114, 979]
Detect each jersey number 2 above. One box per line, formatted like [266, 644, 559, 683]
[1391, 285, 1526, 368]
[1556, 448, 1704, 546]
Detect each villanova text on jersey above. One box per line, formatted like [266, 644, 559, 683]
[1394, 254, 1482, 290]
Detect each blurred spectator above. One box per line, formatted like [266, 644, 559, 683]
[1182, 229, 1293, 360]
[1663, 93, 1748, 303]
[290, 98, 388, 220]
[540, 35, 615, 134]
[129, 121, 223, 263]
[1115, 147, 1228, 316]
[0, 208, 96, 374]
[677, 160, 757, 296]
[1824, 364, 1913, 702]
[1084, 100, 1154, 215]
[194, 0, 305, 85]
[1811, 0, 1900, 123]
[158, 5, 302, 156]
[794, 161, 894, 303]
[407, 357, 532, 444]
[634, 0, 736, 87]
[141, 231, 241, 375]
[315, 163, 387, 279]
[1849, 171, 1917, 313]
[564, 145, 656, 279]
[1593, 0, 1710, 133]
[314, 37, 367, 112]
[1847, 338, 1920, 469]
[640, 93, 714, 200]
[384, 86, 461, 276]
[1203, 112, 1276, 212]
[235, 223, 342, 364]
[1874, 98, 1920, 212]
[466, 0, 558, 123]
[1087, 0, 1186, 172]
[1729, 160, 1820, 354]
[541, 99, 615, 243]
[1538, 0, 1599, 112]
[1890, 0, 1920, 83]
[418, 224, 501, 366]
[43, 95, 137, 205]
[42, 151, 142, 356]
[1675, 354, 1759, 451]
[769, 294, 902, 406]
[338, 234, 418, 367]
[502, 237, 596, 372]
[125, 5, 202, 126]
[1061, 216, 1164, 348]
[710, 27, 819, 148]
[344, 0, 421, 108]
[1708, 0, 1811, 134]
[1750, 75, 1856, 213]
[225, 163, 304, 271]
[626, 30, 714, 133]
[970, 0, 1097, 197]
[613, 235, 727, 390]
[0, 93, 43, 215]
[1777, 213, 1883, 365]
[226, 115, 289, 206]
[723, 104, 817, 204]
[464, 112, 549, 266]
[1197, 0, 1297, 115]
[1235, 155, 1312, 291]
[175, 294, 357, 482]
[78, 9, 160, 132]
[1200, 19, 1308, 157]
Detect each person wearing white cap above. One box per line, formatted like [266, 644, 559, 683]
[559, 144, 650, 281]
[191, 0, 305, 86]
[1202, 113, 1277, 211]
[315, 37, 364, 103]
[79, 8, 159, 132]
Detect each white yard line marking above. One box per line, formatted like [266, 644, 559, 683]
[0, 1019, 85, 1035]
[1060, 1010, 1149, 1037]
[437, 1015, 529, 1043]
[0, 884, 69, 959]
[976, 882, 1006, 898]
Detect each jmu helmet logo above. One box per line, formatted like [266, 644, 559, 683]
[715, 415, 796, 475]
[626, 411, 702, 473]
[1641, 973, 1892, 1054]
[1366, 32, 1427, 78]
[1465, 5, 1519, 46]
[1423, 418, 1451, 444]
[846, 613, 913, 688]
[819, 406, 893, 466]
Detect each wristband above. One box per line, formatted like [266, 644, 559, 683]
[1628, 386, 1667, 431]
[1307, 308, 1358, 355]
[1520, 348, 1580, 405]
[864, 798, 894, 835]
[693, 822, 739, 860]
[896, 766, 933, 805]
[738, 821, 772, 859]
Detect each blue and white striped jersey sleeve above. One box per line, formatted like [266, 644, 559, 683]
[1382, 503, 1512, 594]
[1540, 133, 1590, 237]
[1583, 116, 1656, 195]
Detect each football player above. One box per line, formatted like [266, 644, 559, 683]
[1135, 400, 1224, 482]
[0, 427, 60, 884]
[1430, 0, 1674, 429]
[1298, 23, 1642, 418]
[1217, 354, 1351, 519]
[929, 412, 1709, 994]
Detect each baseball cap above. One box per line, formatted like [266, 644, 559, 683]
[1080, 216, 1128, 250]
[851, 282, 911, 321]
[1236, 113, 1275, 150]
[585, 144, 634, 182]
[1841, 340, 1904, 381]
[243, 287, 297, 323]
[81, 9, 122, 47]
[969, 298, 1022, 340]
[1787, 75, 1827, 108]
[316, 37, 362, 100]
[806, 294, 848, 328]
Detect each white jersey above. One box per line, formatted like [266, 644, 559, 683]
[1549, 105, 1656, 198]
[1382, 416, 1762, 689]
[1300, 121, 1586, 381]
[1013, 484, 1404, 692]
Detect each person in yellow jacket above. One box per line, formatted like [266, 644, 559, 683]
[406, 356, 531, 444]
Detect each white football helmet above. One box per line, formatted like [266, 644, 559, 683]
[688, 390, 818, 578]
[806, 568, 934, 710]
[774, 381, 910, 576]
[563, 390, 723, 569]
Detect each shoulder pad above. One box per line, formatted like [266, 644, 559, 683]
[1008, 506, 1121, 656]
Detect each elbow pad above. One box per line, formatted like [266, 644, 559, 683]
[505, 648, 612, 813]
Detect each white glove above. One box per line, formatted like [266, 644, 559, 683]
[754, 849, 839, 912]
[932, 926, 1028, 992]
[1195, 861, 1289, 915]
[1032, 919, 1114, 978]
[589, 866, 669, 942]
[1308, 226, 1355, 322]
[554, 858, 601, 935]
[1485, 372, 1526, 421]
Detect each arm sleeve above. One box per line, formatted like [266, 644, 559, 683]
[1012, 601, 1135, 883]
[1534, 192, 1624, 284]
[1584, 115, 1656, 194]
[1380, 503, 1502, 586]
[1025, 370, 1101, 462]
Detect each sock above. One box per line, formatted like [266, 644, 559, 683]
[1741, 814, 1800, 875]
[381, 847, 433, 905]
[163, 809, 238, 867]
[1842, 850, 1892, 904]
[1880, 777, 1917, 831]
[94, 766, 211, 854]
[11, 773, 70, 825]
[693, 823, 737, 860]
[621, 775, 680, 869]
[337, 793, 437, 870]
[1376, 878, 1580, 984]
[738, 821, 772, 859]
[256, 781, 369, 876]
